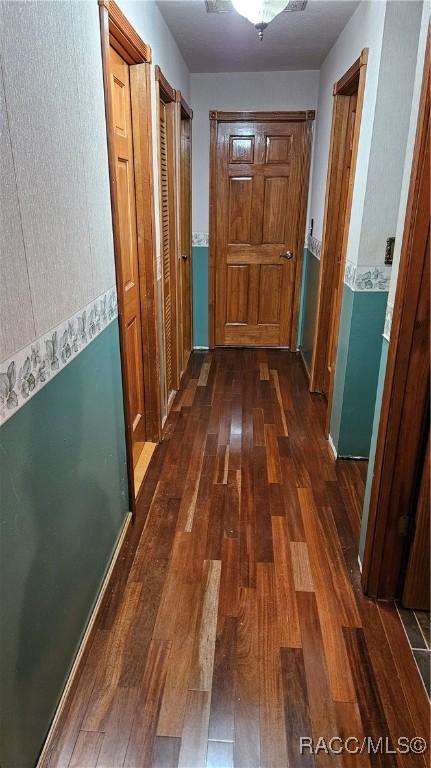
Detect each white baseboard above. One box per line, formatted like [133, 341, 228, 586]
[338, 454, 368, 460]
[193, 345, 209, 350]
[37, 511, 132, 767]
[328, 434, 337, 459]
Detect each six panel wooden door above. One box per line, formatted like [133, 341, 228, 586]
[214, 119, 310, 347]
[109, 46, 146, 462]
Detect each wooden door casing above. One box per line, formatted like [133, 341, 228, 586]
[211, 113, 313, 348]
[403, 433, 430, 610]
[178, 104, 192, 376]
[310, 50, 368, 401]
[325, 92, 357, 394]
[109, 46, 146, 462]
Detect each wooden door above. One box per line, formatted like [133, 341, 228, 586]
[109, 46, 146, 464]
[159, 98, 177, 407]
[325, 90, 358, 397]
[403, 434, 430, 609]
[179, 114, 192, 374]
[310, 51, 368, 401]
[214, 117, 312, 347]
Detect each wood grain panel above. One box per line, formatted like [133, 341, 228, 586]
[257, 562, 288, 768]
[225, 265, 249, 324]
[228, 177, 253, 244]
[258, 265, 282, 324]
[234, 587, 260, 768]
[262, 177, 288, 243]
[229, 136, 254, 164]
[290, 541, 315, 592]
[298, 591, 343, 767]
[70, 731, 103, 768]
[280, 647, 315, 767]
[178, 690, 211, 768]
[265, 134, 292, 164]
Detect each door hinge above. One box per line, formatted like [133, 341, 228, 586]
[398, 514, 415, 538]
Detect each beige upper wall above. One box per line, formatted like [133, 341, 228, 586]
[308, 0, 424, 270]
[0, 0, 191, 365]
[0, 0, 115, 363]
[190, 70, 320, 235]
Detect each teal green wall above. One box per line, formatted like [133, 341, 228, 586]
[192, 246, 209, 348]
[330, 285, 388, 458]
[0, 321, 128, 768]
[359, 337, 389, 560]
[298, 249, 320, 367]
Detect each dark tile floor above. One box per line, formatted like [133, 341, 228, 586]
[397, 605, 430, 697]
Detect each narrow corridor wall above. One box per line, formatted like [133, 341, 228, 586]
[303, 0, 424, 457]
[0, 3, 129, 765]
[359, 0, 430, 562]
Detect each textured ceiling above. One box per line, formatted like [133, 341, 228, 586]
[156, 0, 360, 72]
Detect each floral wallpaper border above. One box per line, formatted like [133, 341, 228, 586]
[306, 234, 321, 260]
[383, 300, 394, 341]
[344, 260, 391, 292]
[0, 287, 118, 427]
[192, 232, 209, 247]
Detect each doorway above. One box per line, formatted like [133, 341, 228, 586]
[310, 51, 368, 429]
[177, 92, 193, 379]
[209, 111, 314, 349]
[99, 0, 161, 507]
[155, 66, 179, 415]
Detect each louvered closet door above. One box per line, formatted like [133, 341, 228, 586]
[159, 101, 175, 405]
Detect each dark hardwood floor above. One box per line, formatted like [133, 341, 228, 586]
[43, 350, 429, 768]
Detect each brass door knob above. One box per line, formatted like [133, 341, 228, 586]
[279, 250, 294, 260]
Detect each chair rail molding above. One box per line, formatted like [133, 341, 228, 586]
[0, 286, 118, 427]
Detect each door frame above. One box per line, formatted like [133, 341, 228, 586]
[99, 0, 161, 511]
[361, 43, 430, 601]
[155, 66, 180, 406]
[310, 50, 368, 414]
[208, 110, 315, 350]
[176, 90, 193, 379]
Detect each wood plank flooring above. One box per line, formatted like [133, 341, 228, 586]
[43, 350, 430, 768]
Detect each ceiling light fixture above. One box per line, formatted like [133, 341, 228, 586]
[231, 0, 288, 40]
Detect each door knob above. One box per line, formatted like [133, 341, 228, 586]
[182, 254, 188, 260]
[279, 250, 294, 260]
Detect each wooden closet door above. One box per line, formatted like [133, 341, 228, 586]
[326, 91, 358, 397]
[159, 100, 176, 405]
[109, 46, 146, 461]
[180, 117, 192, 373]
[215, 120, 309, 347]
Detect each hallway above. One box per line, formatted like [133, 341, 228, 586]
[44, 350, 428, 768]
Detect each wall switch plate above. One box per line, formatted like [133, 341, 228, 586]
[385, 237, 395, 265]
